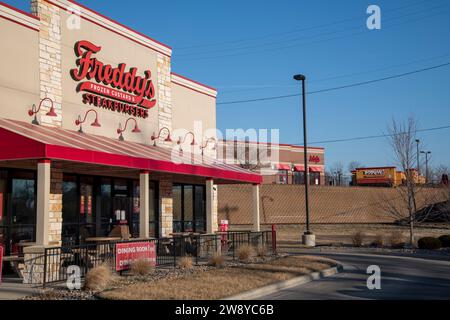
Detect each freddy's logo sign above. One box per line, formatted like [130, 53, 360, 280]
[71, 40, 156, 118]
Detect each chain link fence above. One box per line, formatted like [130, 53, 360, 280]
[218, 184, 450, 225]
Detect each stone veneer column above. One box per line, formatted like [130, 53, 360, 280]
[31, 0, 63, 127]
[139, 171, 150, 238]
[206, 179, 218, 234]
[36, 159, 51, 246]
[157, 53, 172, 147]
[159, 175, 173, 237]
[252, 184, 261, 232]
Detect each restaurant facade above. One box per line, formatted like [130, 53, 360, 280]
[0, 0, 262, 257]
[217, 140, 325, 185]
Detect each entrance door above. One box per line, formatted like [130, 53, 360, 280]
[112, 179, 131, 231]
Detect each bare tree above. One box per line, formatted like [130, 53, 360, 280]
[348, 161, 363, 172]
[430, 164, 449, 184]
[330, 162, 344, 186]
[387, 117, 419, 246]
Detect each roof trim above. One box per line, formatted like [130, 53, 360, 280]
[171, 73, 218, 98]
[0, 119, 261, 184]
[0, 2, 40, 31]
[44, 0, 172, 57]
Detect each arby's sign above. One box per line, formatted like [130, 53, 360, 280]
[71, 40, 156, 119]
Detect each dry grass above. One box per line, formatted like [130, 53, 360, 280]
[237, 244, 254, 262]
[208, 254, 225, 268]
[178, 256, 194, 269]
[100, 255, 338, 300]
[351, 231, 365, 247]
[255, 245, 267, 258]
[130, 259, 155, 276]
[389, 231, 405, 248]
[84, 264, 114, 292]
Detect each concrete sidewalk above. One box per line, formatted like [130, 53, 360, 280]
[0, 276, 38, 300]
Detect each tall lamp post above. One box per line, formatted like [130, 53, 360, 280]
[415, 139, 420, 174]
[420, 151, 431, 183]
[293, 74, 315, 247]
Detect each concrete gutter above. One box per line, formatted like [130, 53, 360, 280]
[222, 264, 343, 300]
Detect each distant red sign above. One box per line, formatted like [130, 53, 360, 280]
[0, 245, 3, 284]
[309, 155, 320, 163]
[115, 242, 156, 271]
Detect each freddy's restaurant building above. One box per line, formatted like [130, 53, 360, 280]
[0, 0, 261, 257]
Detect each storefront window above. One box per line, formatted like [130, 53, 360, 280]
[97, 178, 112, 237]
[293, 171, 305, 184]
[172, 184, 206, 233]
[173, 185, 182, 233]
[149, 181, 158, 237]
[183, 186, 193, 232]
[310, 172, 321, 185]
[0, 171, 6, 250]
[62, 175, 78, 245]
[194, 185, 206, 231]
[278, 170, 288, 184]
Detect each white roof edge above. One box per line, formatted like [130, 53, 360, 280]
[49, 0, 172, 56]
[0, 3, 40, 30]
[171, 73, 217, 98]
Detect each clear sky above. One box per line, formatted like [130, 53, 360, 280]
[7, 0, 450, 172]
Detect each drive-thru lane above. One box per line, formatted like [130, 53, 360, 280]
[258, 252, 450, 300]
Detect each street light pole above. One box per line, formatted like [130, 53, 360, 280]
[415, 139, 420, 174]
[420, 151, 431, 183]
[293, 74, 315, 246]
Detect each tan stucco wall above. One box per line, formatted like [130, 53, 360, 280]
[60, 10, 160, 143]
[171, 82, 217, 142]
[0, 19, 40, 121]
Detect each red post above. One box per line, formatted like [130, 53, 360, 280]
[271, 224, 277, 255]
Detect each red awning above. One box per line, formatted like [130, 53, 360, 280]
[275, 163, 291, 170]
[0, 118, 261, 184]
[293, 165, 304, 172]
[309, 166, 322, 172]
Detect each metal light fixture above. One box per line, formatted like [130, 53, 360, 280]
[75, 109, 101, 133]
[117, 117, 141, 141]
[199, 137, 216, 155]
[28, 97, 58, 125]
[177, 131, 196, 153]
[150, 127, 172, 146]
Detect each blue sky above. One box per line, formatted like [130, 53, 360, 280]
[7, 0, 450, 172]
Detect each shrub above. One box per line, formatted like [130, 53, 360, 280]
[208, 253, 225, 268]
[389, 231, 405, 248]
[237, 244, 254, 262]
[417, 237, 442, 250]
[178, 256, 193, 269]
[373, 234, 384, 247]
[256, 245, 267, 258]
[438, 235, 450, 248]
[351, 231, 364, 247]
[84, 264, 113, 292]
[130, 259, 155, 276]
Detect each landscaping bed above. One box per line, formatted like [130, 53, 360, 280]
[22, 254, 338, 300]
[99, 255, 337, 300]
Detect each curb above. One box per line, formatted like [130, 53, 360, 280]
[222, 264, 343, 300]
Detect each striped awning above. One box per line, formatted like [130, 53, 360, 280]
[0, 118, 261, 184]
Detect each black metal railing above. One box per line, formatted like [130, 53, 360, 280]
[36, 230, 276, 287]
